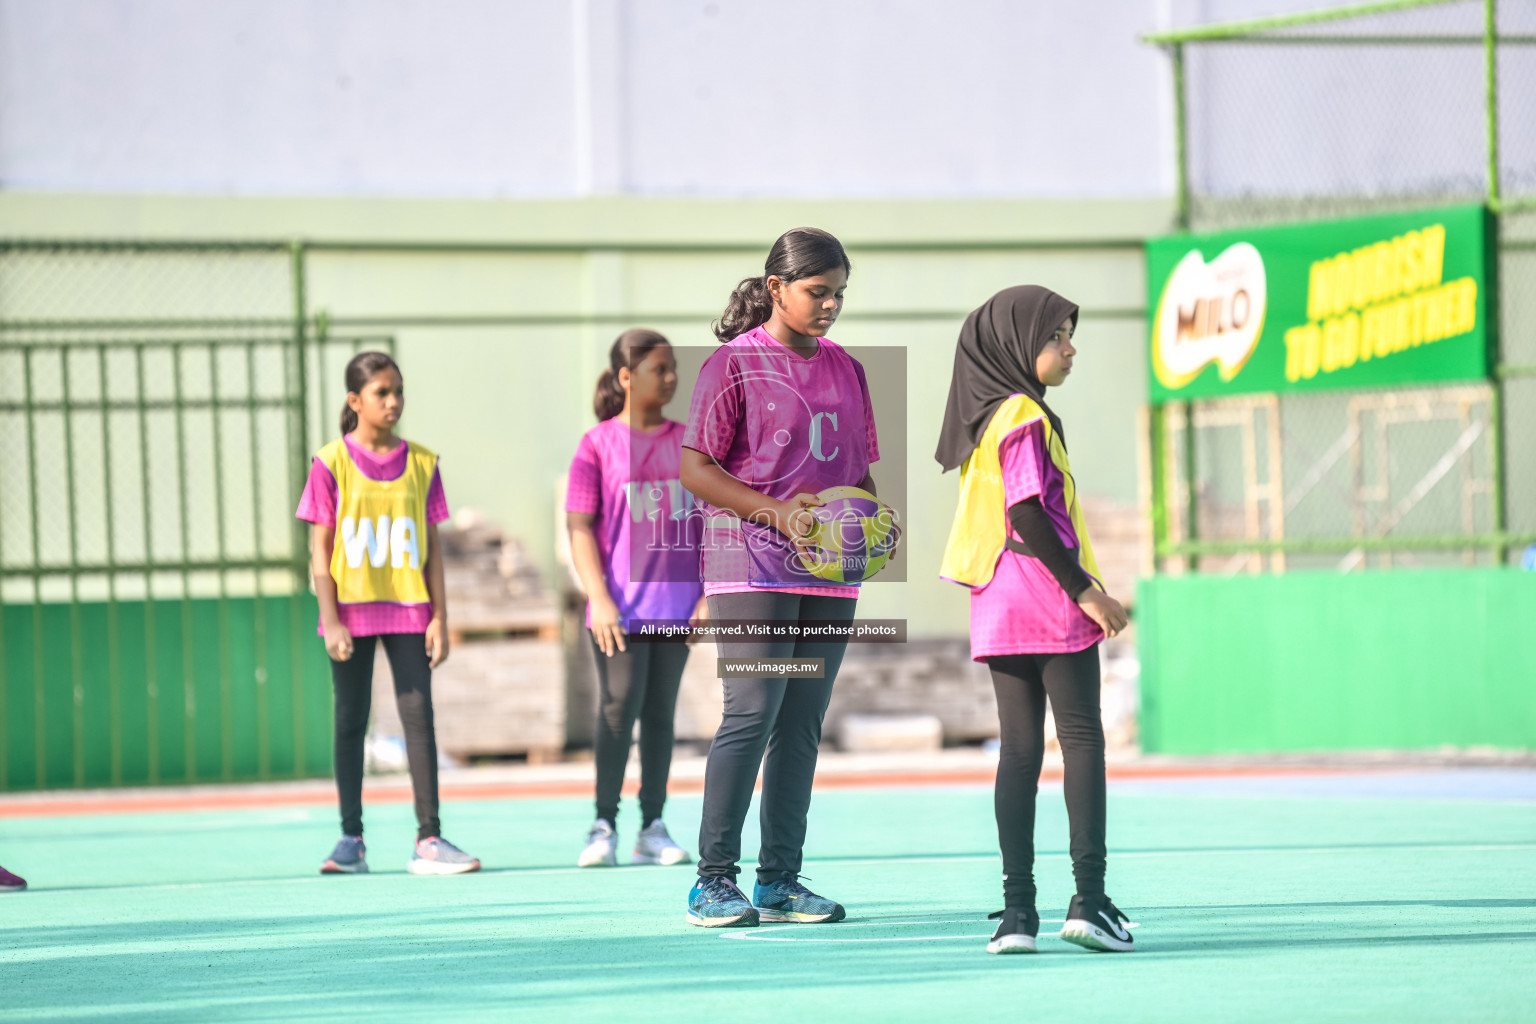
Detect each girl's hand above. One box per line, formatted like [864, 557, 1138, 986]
[324, 623, 355, 662]
[774, 493, 825, 553]
[687, 596, 709, 646]
[425, 617, 449, 669]
[589, 594, 627, 657]
[1077, 589, 1129, 639]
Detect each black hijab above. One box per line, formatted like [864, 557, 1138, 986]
[933, 285, 1079, 473]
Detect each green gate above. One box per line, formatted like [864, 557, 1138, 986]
[0, 241, 392, 789]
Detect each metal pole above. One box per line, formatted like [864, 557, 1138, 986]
[1183, 401, 1200, 572]
[289, 241, 310, 777]
[172, 345, 196, 783]
[247, 342, 270, 779]
[60, 350, 86, 787]
[1486, 0, 1501, 210]
[135, 345, 159, 784]
[1149, 404, 1168, 574]
[97, 346, 123, 786]
[209, 344, 234, 781]
[22, 349, 46, 788]
[1173, 42, 1191, 231]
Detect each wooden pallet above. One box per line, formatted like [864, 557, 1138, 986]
[448, 620, 560, 644]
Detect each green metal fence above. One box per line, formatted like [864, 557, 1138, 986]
[0, 240, 407, 789]
[1143, 0, 1536, 571]
[1136, 0, 1536, 755]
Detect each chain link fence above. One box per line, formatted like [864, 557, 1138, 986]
[1153, 0, 1535, 572]
[0, 242, 396, 788]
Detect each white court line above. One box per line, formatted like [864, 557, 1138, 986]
[822, 842, 1536, 870]
[15, 842, 1535, 898]
[720, 918, 1143, 943]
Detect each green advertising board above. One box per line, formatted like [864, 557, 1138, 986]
[1146, 204, 1493, 402]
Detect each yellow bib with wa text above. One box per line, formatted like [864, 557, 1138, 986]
[321, 438, 436, 605]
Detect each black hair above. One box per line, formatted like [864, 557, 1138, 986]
[712, 227, 852, 342]
[340, 351, 401, 435]
[594, 328, 671, 421]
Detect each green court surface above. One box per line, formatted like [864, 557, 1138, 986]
[2, 771, 1534, 1022]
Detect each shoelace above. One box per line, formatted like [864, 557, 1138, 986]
[700, 877, 745, 904]
[771, 874, 816, 899]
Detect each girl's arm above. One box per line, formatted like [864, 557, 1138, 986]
[567, 511, 626, 657]
[424, 521, 449, 668]
[679, 447, 822, 547]
[311, 524, 353, 662]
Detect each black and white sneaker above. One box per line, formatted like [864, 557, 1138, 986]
[985, 907, 1039, 954]
[1060, 893, 1135, 952]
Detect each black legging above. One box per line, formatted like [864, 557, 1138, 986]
[330, 633, 440, 842]
[697, 591, 854, 883]
[988, 645, 1106, 907]
[591, 638, 691, 826]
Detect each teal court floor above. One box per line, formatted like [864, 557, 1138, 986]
[2, 768, 1534, 1022]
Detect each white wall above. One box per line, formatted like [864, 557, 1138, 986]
[6, 0, 1526, 200]
[0, 0, 1179, 197]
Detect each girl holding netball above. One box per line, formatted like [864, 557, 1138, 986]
[296, 351, 480, 877]
[680, 227, 882, 928]
[567, 329, 703, 868]
[936, 286, 1134, 954]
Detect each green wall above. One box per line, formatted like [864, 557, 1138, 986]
[1138, 569, 1536, 754]
[1, 192, 1170, 638]
[0, 595, 333, 791]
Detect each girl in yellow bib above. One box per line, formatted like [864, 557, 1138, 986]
[936, 286, 1133, 955]
[295, 352, 480, 877]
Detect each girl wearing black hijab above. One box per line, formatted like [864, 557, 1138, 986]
[936, 285, 1134, 955]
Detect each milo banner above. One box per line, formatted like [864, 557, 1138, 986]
[1146, 204, 1492, 401]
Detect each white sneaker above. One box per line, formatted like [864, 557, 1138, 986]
[632, 819, 693, 866]
[578, 819, 618, 867]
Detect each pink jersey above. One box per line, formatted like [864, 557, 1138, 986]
[969, 419, 1104, 658]
[295, 434, 450, 637]
[565, 417, 704, 626]
[682, 327, 880, 596]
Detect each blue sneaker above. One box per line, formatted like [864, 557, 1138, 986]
[752, 874, 846, 923]
[320, 836, 368, 875]
[687, 875, 760, 928]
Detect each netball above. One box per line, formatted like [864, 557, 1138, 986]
[797, 485, 900, 584]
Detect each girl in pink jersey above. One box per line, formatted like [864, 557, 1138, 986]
[566, 329, 704, 868]
[680, 227, 882, 928]
[937, 286, 1133, 955]
[295, 352, 480, 878]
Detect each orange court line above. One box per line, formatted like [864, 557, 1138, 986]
[0, 763, 1378, 820]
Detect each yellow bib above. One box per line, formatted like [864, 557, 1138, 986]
[939, 395, 1102, 590]
[321, 438, 436, 605]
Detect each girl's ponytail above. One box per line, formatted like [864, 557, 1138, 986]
[593, 366, 626, 421]
[713, 276, 775, 342]
[339, 350, 401, 435]
[593, 328, 671, 421]
[713, 227, 851, 343]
